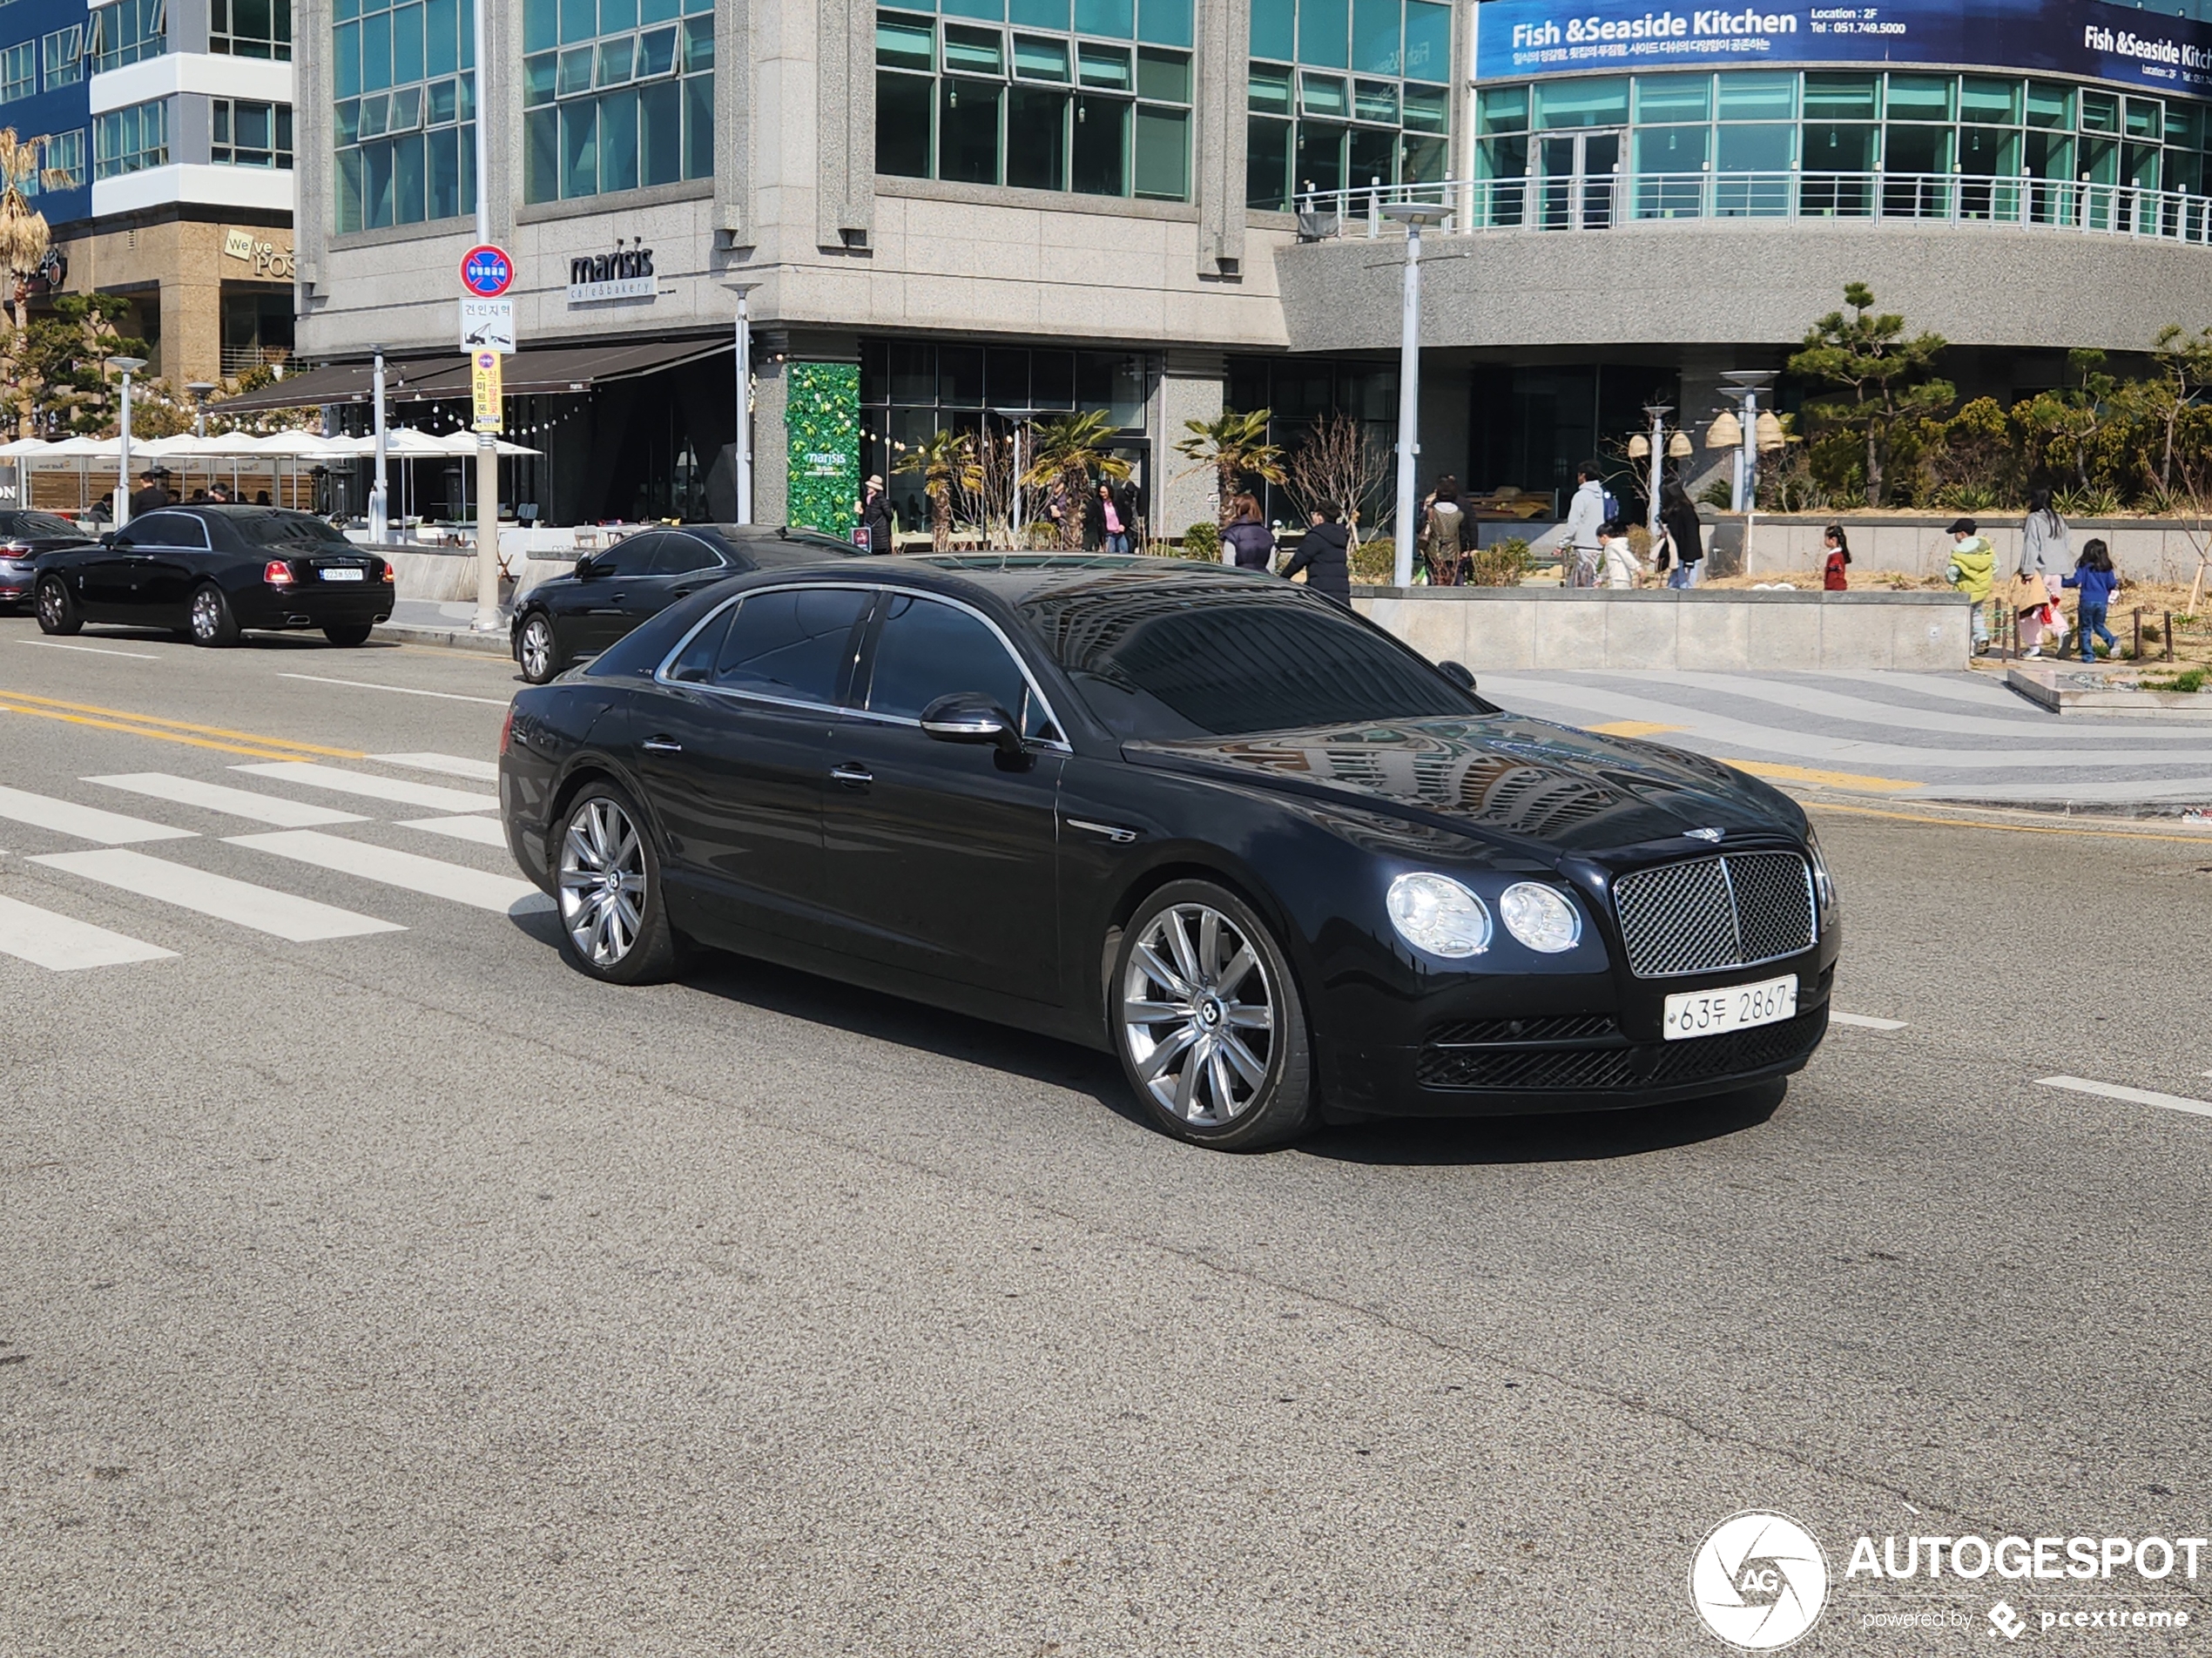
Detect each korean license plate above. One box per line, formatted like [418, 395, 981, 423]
[321, 567, 365, 582]
[1662, 974, 1797, 1041]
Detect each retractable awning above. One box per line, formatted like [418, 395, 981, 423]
[217, 337, 732, 413]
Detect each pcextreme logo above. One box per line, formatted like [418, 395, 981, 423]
[1690, 1511, 1831, 1650]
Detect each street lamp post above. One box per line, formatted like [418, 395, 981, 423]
[107, 355, 147, 529]
[187, 381, 215, 440]
[1720, 370, 1775, 514]
[469, 11, 502, 633]
[1642, 401, 1673, 540]
[1380, 203, 1449, 589]
[725, 280, 759, 524]
[368, 345, 390, 542]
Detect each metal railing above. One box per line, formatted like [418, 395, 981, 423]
[1293, 172, 2212, 245]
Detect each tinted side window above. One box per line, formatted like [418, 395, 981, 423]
[654, 535, 722, 576]
[665, 606, 734, 683]
[124, 513, 207, 549]
[709, 588, 871, 704]
[591, 535, 657, 579]
[866, 593, 1052, 738]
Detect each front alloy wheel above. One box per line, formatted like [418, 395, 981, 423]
[1115, 880, 1312, 1149]
[554, 785, 682, 983]
[518, 613, 558, 684]
[35, 576, 80, 635]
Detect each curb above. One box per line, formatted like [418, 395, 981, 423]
[374, 621, 514, 657]
[1794, 786, 2212, 826]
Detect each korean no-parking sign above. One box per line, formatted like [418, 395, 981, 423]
[460, 245, 514, 299]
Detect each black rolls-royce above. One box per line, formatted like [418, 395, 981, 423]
[510, 522, 862, 684]
[498, 556, 1839, 1149]
[33, 505, 393, 646]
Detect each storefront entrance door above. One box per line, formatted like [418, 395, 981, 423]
[1537, 132, 1622, 231]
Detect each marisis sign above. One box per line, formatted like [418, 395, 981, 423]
[1474, 0, 2212, 94]
[567, 246, 658, 305]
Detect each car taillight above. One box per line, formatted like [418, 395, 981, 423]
[499, 706, 516, 757]
[380, 563, 395, 583]
[3, 541, 30, 555]
[263, 561, 294, 586]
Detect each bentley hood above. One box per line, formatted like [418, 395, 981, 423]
[1126, 717, 1805, 854]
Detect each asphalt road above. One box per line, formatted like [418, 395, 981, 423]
[4, 617, 2212, 1656]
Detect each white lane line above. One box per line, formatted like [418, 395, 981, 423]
[14, 639, 161, 660]
[227, 829, 551, 914]
[30, 849, 403, 941]
[0, 784, 197, 846]
[0, 894, 175, 969]
[374, 751, 501, 782]
[276, 673, 509, 708]
[396, 815, 509, 848]
[85, 773, 368, 828]
[230, 761, 497, 813]
[1830, 1012, 1908, 1030]
[2036, 1075, 2212, 1121]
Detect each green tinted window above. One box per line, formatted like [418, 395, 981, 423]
[1478, 84, 1527, 133]
[878, 13, 934, 70]
[1135, 44, 1184, 99]
[1959, 76, 2020, 125]
[1013, 32, 1064, 77]
[1534, 76, 1626, 129]
[2026, 81, 2073, 129]
[1716, 71, 1794, 120]
[1634, 73, 1710, 122]
[1402, 82, 1445, 131]
[942, 24, 1001, 73]
[1886, 73, 1954, 122]
[1802, 72, 1877, 120]
[2080, 90, 2118, 132]
[1249, 64, 1290, 114]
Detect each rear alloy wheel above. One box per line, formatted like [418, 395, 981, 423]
[323, 623, 373, 646]
[1114, 880, 1312, 1149]
[35, 576, 80, 635]
[517, 613, 558, 684]
[188, 583, 239, 647]
[555, 784, 682, 984]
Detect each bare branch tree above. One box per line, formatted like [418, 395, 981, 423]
[1283, 413, 1390, 538]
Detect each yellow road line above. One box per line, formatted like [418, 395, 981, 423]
[0, 691, 363, 757]
[1811, 799, 2212, 844]
[0, 702, 335, 761]
[1588, 720, 1687, 738]
[1719, 758, 1923, 793]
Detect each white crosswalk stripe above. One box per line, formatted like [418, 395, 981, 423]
[374, 752, 502, 783]
[85, 773, 368, 827]
[230, 761, 498, 813]
[0, 894, 175, 970]
[0, 784, 199, 846]
[227, 829, 551, 913]
[396, 815, 510, 848]
[31, 848, 405, 942]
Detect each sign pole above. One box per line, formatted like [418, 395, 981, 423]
[736, 287, 753, 525]
[369, 346, 388, 542]
[469, 33, 502, 634]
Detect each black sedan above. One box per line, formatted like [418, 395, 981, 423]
[34, 505, 393, 646]
[1, 510, 101, 610]
[498, 556, 1838, 1149]
[510, 523, 861, 684]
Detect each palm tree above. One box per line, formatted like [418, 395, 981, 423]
[894, 428, 984, 553]
[0, 130, 57, 438]
[1021, 411, 1130, 550]
[1173, 408, 1285, 522]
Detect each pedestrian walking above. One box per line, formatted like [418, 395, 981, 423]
[1419, 475, 1471, 586]
[1598, 517, 1643, 589]
[1944, 517, 1996, 653]
[1561, 460, 1606, 588]
[1220, 493, 1276, 571]
[859, 474, 895, 554]
[1097, 481, 1134, 555]
[1822, 524, 1851, 590]
[1659, 479, 1704, 590]
[2017, 488, 2069, 655]
[1282, 501, 1352, 604]
[2061, 537, 2121, 661]
[128, 468, 172, 516]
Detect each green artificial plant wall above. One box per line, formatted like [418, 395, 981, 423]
[784, 361, 860, 539]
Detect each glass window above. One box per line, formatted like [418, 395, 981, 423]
[652, 535, 721, 576]
[1301, 72, 1345, 118]
[0, 43, 32, 102]
[1297, 0, 1345, 68]
[1478, 84, 1527, 134]
[520, 0, 707, 200]
[709, 588, 871, 705]
[94, 99, 169, 178]
[1634, 124, 1706, 173]
[89, 0, 167, 73]
[1802, 72, 1877, 121]
[1074, 0, 1131, 34]
[1007, 84, 1067, 186]
[865, 593, 1039, 728]
[1133, 102, 1186, 197]
[1013, 34, 1067, 79]
[1634, 73, 1710, 123]
[2026, 81, 2074, 130]
[1250, 0, 1293, 59]
[1351, 0, 1396, 74]
[210, 0, 293, 57]
[1716, 71, 1794, 121]
[944, 23, 1002, 74]
[1136, 0, 1189, 49]
[1886, 73, 1954, 123]
[1716, 122, 1791, 172]
[335, 0, 474, 227]
[1960, 77, 2020, 125]
[1246, 113, 1291, 207]
[1534, 78, 1627, 130]
[877, 70, 934, 174]
[41, 26, 84, 91]
[2079, 91, 2118, 133]
[1401, 0, 1447, 81]
[212, 98, 294, 166]
[666, 606, 733, 682]
[22, 129, 85, 194]
[2125, 96, 2162, 141]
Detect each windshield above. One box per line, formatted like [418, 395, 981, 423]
[233, 512, 356, 551]
[0, 512, 80, 540]
[1018, 575, 1489, 740]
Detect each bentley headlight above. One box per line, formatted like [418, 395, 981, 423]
[1804, 826, 1838, 914]
[1500, 882, 1581, 954]
[1386, 873, 1491, 959]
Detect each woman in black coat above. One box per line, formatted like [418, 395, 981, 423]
[1281, 501, 1352, 604]
[1659, 480, 1704, 590]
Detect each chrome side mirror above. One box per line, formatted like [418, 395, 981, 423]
[920, 692, 1023, 757]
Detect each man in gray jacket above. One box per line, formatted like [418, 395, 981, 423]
[1560, 460, 1608, 588]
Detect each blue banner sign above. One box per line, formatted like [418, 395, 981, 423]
[1474, 0, 2212, 97]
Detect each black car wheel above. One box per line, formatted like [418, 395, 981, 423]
[1113, 880, 1312, 1149]
[517, 612, 559, 684]
[554, 783, 683, 984]
[188, 583, 240, 647]
[323, 623, 374, 646]
[35, 576, 80, 636]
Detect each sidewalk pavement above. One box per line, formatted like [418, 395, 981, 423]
[376, 599, 514, 656]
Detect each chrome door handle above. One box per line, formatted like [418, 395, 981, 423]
[642, 736, 683, 753]
[829, 763, 873, 787]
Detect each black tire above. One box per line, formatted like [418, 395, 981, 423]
[1111, 879, 1313, 1149]
[34, 576, 80, 636]
[552, 781, 684, 985]
[516, 611, 560, 684]
[323, 623, 373, 646]
[187, 582, 240, 647]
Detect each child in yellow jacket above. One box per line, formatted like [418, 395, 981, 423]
[1944, 517, 1996, 654]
